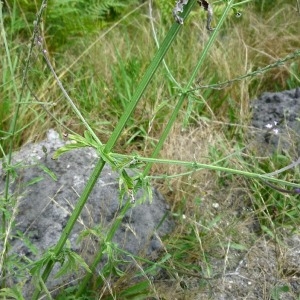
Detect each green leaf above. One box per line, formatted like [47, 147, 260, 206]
[68, 133, 90, 145]
[229, 242, 247, 251]
[99, 150, 116, 167]
[52, 143, 87, 159]
[16, 230, 38, 255]
[121, 169, 134, 190]
[142, 176, 153, 203]
[0, 287, 25, 300]
[30, 252, 53, 276]
[25, 176, 44, 186]
[118, 280, 150, 298]
[69, 251, 91, 274]
[52, 132, 100, 160]
[261, 225, 275, 239]
[112, 265, 125, 277]
[55, 248, 92, 279]
[38, 164, 57, 181]
[271, 285, 290, 299]
[83, 130, 97, 147]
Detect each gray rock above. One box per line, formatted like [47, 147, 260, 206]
[251, 87, 300, 156]
[0, 130, 174, 298]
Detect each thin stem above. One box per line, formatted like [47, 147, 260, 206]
[31, 159, 106, 300]
[104, 1, 197, 152]
[143, 0, 235, 176]
[148, 0, 181, 88]
[32, 1, 197, 298]
[110, 153, 300, 189]
[75, 201, 132, 296]
[0, 0, 48, 289]
[41, 51, 102, 146]
[190, 49, 300, 91]
[76, 2, 199, 296]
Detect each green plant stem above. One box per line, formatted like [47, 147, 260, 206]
[74, 2, 199, 297]
[143, 0, 235, 177]
[32, 1, 198, 299]
[110, 153, 300, 189]
[31, 159, 106, 300]
[189, 49, 300, 92]
[75, 200, 132, 297]
[232, 0, 252, 6]
[104, 1, 197, 152]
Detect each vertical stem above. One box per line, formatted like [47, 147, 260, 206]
[0, 0, 48, 289]
[31, 159, 106, 300]
[143, 0, 235, 177]
[75, 201, 132, 297]
[104, 1, 197, 152]
[32, 1, 197, 299]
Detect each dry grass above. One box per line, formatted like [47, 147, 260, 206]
[6, 2, 299, 147]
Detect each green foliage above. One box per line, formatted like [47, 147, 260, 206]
[286, 62, 300, 89]
[30, 241, 91, 284]
[271, 285, 290, 300]
[45, 0, 134, 49]
[110, 52, 143, 114]
[250, 153, 300, 230]
[3, 0, 139, 50]
[154, 0, 173, 23]
[0, 286, 25, 300]
[252, 0, 296, 13]
[57, 287, 95, 300]
[111, 280, 151, 299]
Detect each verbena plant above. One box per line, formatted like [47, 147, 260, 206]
[1, 0, 300, 298]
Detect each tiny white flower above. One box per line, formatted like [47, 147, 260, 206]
[212, 203, 219, 208]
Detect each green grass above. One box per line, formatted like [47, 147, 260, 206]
[1, 0, 300, 298]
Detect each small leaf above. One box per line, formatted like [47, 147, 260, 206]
[229, 242, 247, 251]
[0, 287, 25, 300]
[68, 133, 90, 145]
[30, 252, 53, 276]
[15, 230, 38, 255]
[280, 285, 290, 292]
[69, 251, 91, 274]
[121, 169, 134, 190]
[83, 130, 97, 147]
[271, 285, 290, 299]
[25, 176, 44, 186]
[261, 225, 275, 239]
[112, 265, 125, 277]
[118, 280, 150, 298]
[54, 248, 91, 279]
[38, 164, 57, 181]
[100, 150, 116, 167]
[52, 143, 87, 159]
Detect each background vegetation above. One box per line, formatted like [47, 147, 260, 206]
[1, 0, 300, 298]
